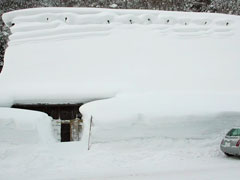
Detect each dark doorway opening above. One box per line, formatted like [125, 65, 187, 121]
[12, 103, 83, 142]
[61, 123, 71, 142]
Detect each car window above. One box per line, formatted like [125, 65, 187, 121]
[226, 129, 240, 136]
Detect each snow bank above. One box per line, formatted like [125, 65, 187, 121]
[80, 93, 240, 144]
[0, 108, 55, 144]
[0, 8, 240, 105]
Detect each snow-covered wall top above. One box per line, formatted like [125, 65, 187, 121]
[0, 8, 240, 105]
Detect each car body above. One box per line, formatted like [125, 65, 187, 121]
[220, 127, 240, 156]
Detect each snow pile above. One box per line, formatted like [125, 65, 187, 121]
[80, 93, 240, 144]
[0, 108, 55, 145]
[0, 8, 240, 105]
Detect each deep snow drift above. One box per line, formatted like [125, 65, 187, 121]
[80, 93, 240, 144]
[0, 107, 55, 145]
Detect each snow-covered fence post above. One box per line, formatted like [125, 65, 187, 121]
[88, 116, 93, 150]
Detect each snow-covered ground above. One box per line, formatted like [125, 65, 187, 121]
[1, 8, 240, 180]
[0, 108, 239, 180]
[1, 140, 240, 180]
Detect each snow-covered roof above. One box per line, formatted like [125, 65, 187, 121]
[0, 8, 240, 106]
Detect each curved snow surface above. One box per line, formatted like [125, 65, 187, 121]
[1, 8, 240, 105]
[0, 108, 55, 145]
[2, 8, 239, 44]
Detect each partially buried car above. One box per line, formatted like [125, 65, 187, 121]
[220, 127, 240, 157]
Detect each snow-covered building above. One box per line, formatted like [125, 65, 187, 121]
[1, 8, 240, 143]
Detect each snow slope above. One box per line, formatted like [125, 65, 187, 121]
[0, 8, 240, 105]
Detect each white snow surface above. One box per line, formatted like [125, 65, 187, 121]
[1, 8, 240, 179]
[1, 111, 240, 180]
[1, 8, 240, 105]
[0, 107, 55, 145]
[80, 93, 240, 144]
